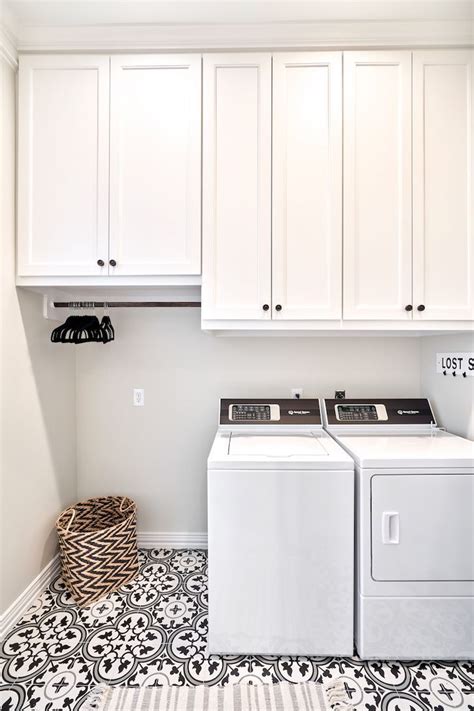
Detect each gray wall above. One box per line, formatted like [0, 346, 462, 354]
[0, 57, 76, 615]
[421, 333, 474, 440]
[76, 309, 422, 534]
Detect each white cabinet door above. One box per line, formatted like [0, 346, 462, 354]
[202, 54, 272, 320]
[18, 56, 110, 276]
[371, 474, 474, 582]
[343, 52, 412, 320]
[109, 55, 201, 276]
[413, 51, 474, 320]
[272, 53, 342, 320]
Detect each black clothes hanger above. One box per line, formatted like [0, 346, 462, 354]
[51, 304, 115, 344]
[99, 309, 115, 343]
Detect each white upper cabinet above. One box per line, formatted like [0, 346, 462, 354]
[16, 49, 473, 329]
[343, 52, 412, 320]
[413, 50, 473, 320]
[202, 54, 272, 321]
[109, 55, 201, 275]
[272, 53, 342, 320]
[18, 55, 110, 276]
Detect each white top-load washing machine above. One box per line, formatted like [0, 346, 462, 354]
[207, 398, 354, 656]
[322, 397, 474, 660]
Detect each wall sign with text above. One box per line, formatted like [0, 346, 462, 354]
[436, 352, 474, 377]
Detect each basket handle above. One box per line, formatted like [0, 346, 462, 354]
[64, 508, 75, 532]
[120, 498, 134, 513]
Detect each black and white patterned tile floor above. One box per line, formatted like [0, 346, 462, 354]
[1, 549, 473, 711]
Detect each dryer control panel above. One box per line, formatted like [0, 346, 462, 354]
[324, 398, 436, 427]
[219, 399, 321, 427]
[335, 404, 388, 422]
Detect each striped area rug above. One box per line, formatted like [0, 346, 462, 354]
[83, 680, 353, 711]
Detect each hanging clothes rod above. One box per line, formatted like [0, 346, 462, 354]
[53, 301, 201, 308]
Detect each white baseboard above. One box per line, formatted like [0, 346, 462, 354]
[0, 554, 60, 639]
[137, 531, 208, 550]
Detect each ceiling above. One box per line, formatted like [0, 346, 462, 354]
[3, 0, 473, 29]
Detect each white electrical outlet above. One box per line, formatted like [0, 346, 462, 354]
[291, 388, 303, 399]
[133, 388, 145, 406]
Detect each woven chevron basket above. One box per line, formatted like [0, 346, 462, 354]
[56, 496, 139, 607]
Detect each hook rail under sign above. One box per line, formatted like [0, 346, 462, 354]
[436, 352, 474, 377]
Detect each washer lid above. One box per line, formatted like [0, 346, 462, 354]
[208, 431, 353, 470]
[229, 434, 327, 457]
[334, 431, 474, 468]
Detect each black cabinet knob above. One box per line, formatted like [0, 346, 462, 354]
[262, 304, 269, 311]
[275, 304, 282, 312]
[405, 304, 413, 311]
[97, 259, 105, 267]
[109, 259, 117, 267]
[417, 304, 426, 312]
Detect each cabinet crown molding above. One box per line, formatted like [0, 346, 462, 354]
[12, 20, 474, 53]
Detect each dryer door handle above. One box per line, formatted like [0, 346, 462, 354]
[382, 512, 400, 544]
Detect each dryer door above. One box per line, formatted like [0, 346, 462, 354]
[371, 474, 474, 581]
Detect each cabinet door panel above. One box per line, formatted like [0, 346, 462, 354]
[413, 51, 473, 320]
[109, 55, 201, 275]
[272, 53, 342, 320]
[202, 54, 272, 320]
[18, 56, 109, 276]
[344, 52, 412, 320]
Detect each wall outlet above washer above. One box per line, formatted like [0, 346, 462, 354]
[133, 388, 145, 406]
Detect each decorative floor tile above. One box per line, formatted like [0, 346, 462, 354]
[0, 682, 28, 711]
[1, 609, 86, 686]
[13, 591, 57, 627]
[364, 661, 413, 692]
[0, 549, 472, 711]
[83, 609, 167, 685]
[154, 594, 201, 629]
[325, 673, 380, 711]
[77, 594, 127, 630]
[316, 659, 386, 711]
[408, 662, 474, 710]
[23, 656, 93, 711]
[449, 660, 473, 690]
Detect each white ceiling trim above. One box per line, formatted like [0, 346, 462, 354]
[0, 23, 18, 67]
[14, 20, 473, 52]
[5, 1, 473, 27]
[1, 2, 19, 66]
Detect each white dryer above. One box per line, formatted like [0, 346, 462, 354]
[207, 398, 354, 656]
[322, 398, 474, 660]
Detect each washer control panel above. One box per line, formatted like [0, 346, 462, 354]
[335, 404, 388, 422]
[219, 399, 321, 427]
[229, 404, 279, 421]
